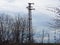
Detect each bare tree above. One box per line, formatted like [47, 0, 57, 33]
[47, 6, 60, 43]
[0, 12, 34, 44]
[0, 15, 3, 43]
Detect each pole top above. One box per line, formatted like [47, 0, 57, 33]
[26, 3, 35, 10]
[28, 3, 34, 5]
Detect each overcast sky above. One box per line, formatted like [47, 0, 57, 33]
[0, 0, 60, 43]
[0, 0, 60, 13]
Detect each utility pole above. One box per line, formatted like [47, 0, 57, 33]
[47, 33, 50, 43]
[59, 32, 60, 43]
[54, 30, 56, 43]
[27, 3, 35, 43]
[42, 30, 44, 43]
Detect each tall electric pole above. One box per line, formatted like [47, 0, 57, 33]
[47, 33, 50, 43]
[27, 3, 35, 43]
[42, 30, 44, 43]
[54, 30, 56, 43]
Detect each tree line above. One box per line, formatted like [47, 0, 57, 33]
[0, 13, 33, 44]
